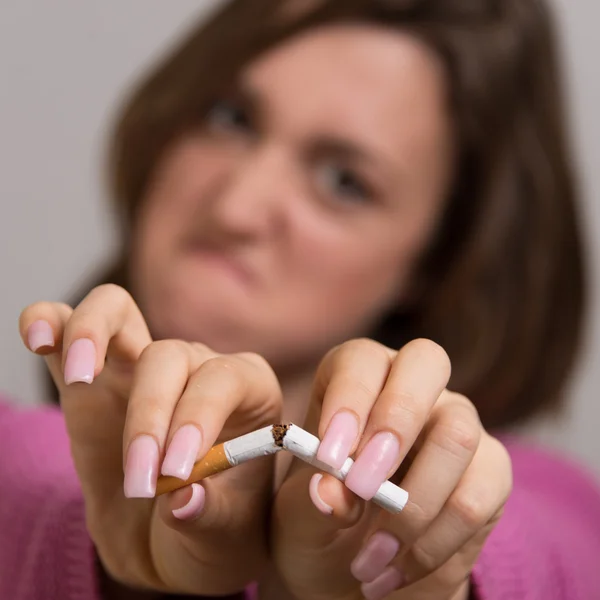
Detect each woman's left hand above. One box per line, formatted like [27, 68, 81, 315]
[268, 338, 512, 600]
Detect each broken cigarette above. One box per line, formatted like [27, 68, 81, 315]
[281, 425, 408, 513]
[155, 424, 409, 514]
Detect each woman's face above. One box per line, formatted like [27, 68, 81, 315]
[131, 24, 453, 370]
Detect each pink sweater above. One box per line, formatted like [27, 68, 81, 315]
[1, 399, 599, 600]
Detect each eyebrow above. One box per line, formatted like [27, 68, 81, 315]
[235, 79, 400, 181]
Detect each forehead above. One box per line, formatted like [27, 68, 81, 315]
[243, 24, 450, 161]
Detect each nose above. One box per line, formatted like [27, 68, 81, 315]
[205, 145, 291, 240]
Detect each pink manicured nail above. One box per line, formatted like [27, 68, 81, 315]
[345, 432, 400, 500]
[351, 531, 401, 582]
[161, 424, 203, 481]
[309, 473, 333, 515]
[124, 435, 159, 498]
[27, 320, 55, 351]
[64, 338, 96, 385]
[317, 411, 359, 470]
[361, 566, 404, 600]
[172, 484, 206, 520]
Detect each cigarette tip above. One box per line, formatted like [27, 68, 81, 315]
[271, 423, 291, 447]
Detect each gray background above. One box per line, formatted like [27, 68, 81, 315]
[0, 2, 598, 472]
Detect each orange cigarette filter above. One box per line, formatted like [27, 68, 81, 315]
[156, 443, 231, 495]
[155, 425, 285, 496]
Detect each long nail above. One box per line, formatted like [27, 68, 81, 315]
[309, 473, 333, 515]
[124, 435, 159, 498]
[361, 566, 404, 600]
[28, 320, 54, 351]
[345, 432, 400, 500]
[161, 424, 202, 480]
[172, 484, 205, 520]
[64, 338, 96, 385]
[351, 531, 401, 582]
[317, 411, 359, 470]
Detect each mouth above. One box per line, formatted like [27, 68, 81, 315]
[183, 240, 255, 286]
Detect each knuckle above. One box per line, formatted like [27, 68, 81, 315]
[91, 283, 134, 306]
[201, 355, 245, 387]
[409, 541, 442, 574]
[140, 339, 189, 362]
[188, 341, 214, 356]
[440, 417, 481, 457]
[237, 351, 271, 372]
[449, 490, 490, 529]
[337, 338, 389, 363]
[404, 499, 436, 538]
[237, 352, 280, 393]
[406, 338, 451, 378]
[385, 395, 422, 430]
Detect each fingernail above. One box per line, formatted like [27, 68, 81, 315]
[351, 531, 401, 582]
[161, 424, 203, 480]
[361, 566, 404, 600]
[64, 338, 96, 385]
[309, 473, 333, 515]
[317, 411, 359, 470]
[28, 320, 54, 351]
[124, 435, 159, 498]
[172, 483, 205, 520]
[345, 432, 400, 500]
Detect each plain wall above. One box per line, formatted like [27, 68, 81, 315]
[1, 1, 598, 472]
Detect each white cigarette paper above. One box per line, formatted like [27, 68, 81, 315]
[224, 425, 283, 465]
[282, 424, 409, 514]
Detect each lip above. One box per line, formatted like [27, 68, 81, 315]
[183, 241, 255, 286]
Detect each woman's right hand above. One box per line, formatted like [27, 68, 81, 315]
[19, 284, 283, 596]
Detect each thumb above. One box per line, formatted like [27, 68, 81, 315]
[154, 456, 275, 590]
[272, 461, 371, 596]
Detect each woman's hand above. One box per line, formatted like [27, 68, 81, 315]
[19, 284, 282, 596]
[269, 338, 512, 600]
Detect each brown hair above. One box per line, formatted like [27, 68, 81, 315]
[59, 0, 586, 431]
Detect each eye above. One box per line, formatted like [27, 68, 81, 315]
[204, 98, 252, 134]
[316, 162, 372, 204]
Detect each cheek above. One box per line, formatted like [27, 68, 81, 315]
[287, 215, 412, 314]
[286, 205, 441, 318]
[134, 142, 229, 266]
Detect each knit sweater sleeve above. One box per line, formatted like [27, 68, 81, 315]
[471, 437, 600, 599]
[0, 399, 100, 600]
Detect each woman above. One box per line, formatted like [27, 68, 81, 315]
[2, 0, 599, 599]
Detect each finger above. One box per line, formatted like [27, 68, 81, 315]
[122, 340, 213, 498]
[60, 284, 151, 385]
[19, 302, 73, 390]
[399, 435, 511, 582]
[272, 462, 367, 597]
[155, 352, 282, 531]
[155, 460, 274, 592]
[167, 352, 282, 459]
[388, 393, 481, 544]
[349, 432, 507, 597]
[166, 483, 206, 522]
[385, 524, 495, 600]
[314, 339, 394, 470]
[19, 302, 73, 398]
[19, 301, 73, 353]
[345, 339, 451, 501]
